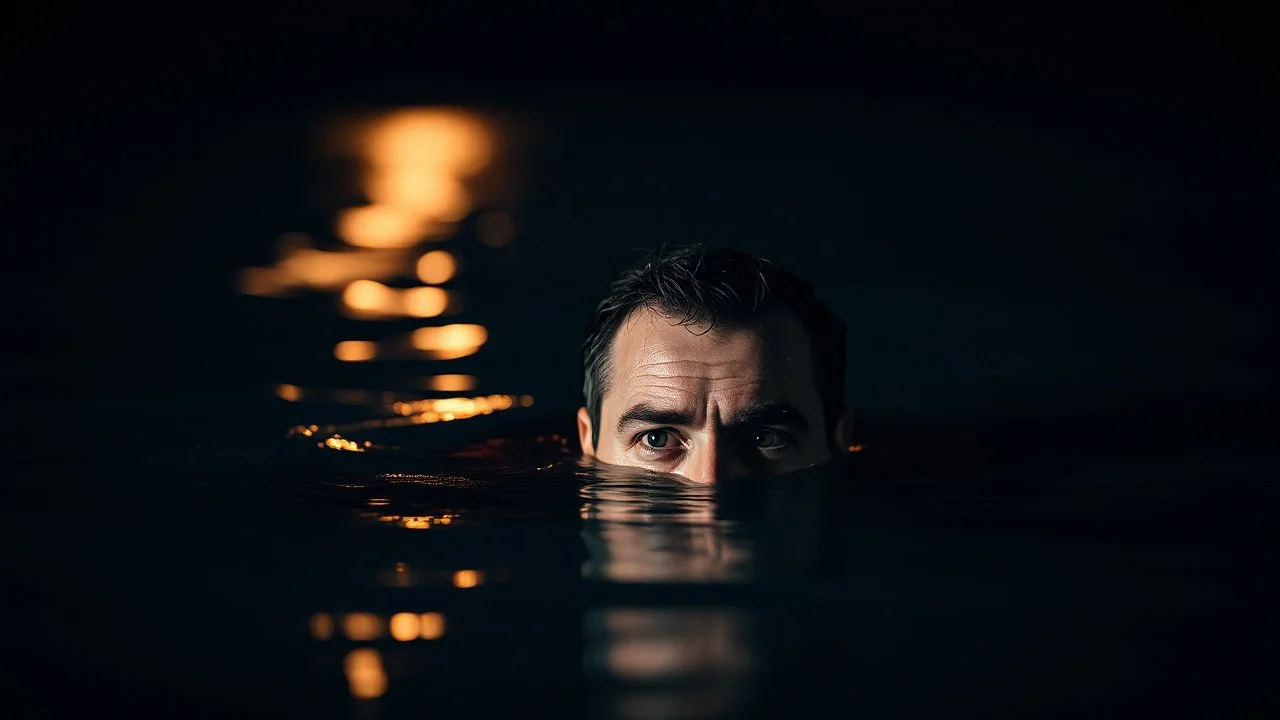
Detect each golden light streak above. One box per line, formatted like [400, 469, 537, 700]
[389, 613, 420, 642]
[419, 612, 446, 640]
[423, 346, 481, 360]
[285, 248, 410, 289]
[285, 395, 528, 438]
[410, 324, 487, 353]
[342, 613, 384, 641]
[452, 569, 483, 589]
[343, 279, 396, 312]
[363, 109, 493, 178]
[309, 613, 335, 640]
[337, 204, 445, 249]
[324, 435, 366, 452]
[344, 648, 388, 699]
[402, 286, 448, 317]
[241, 247, 415, 296]
[365, 171, 470, 222]
[425, 374, 476, 392]
[335, 341, 377, 362]
[276, 383, 302, 402]
[416, 250, 457, 285]
[400, 514, 457, 530]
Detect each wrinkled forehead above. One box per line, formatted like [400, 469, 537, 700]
[608, 307, 814, 386]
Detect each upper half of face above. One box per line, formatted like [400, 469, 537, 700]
[578, 307, 846, 484]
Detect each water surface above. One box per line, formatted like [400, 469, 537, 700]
[9, 392, 1278, 718]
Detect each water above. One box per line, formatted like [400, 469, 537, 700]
[8, 391, 1279, 718]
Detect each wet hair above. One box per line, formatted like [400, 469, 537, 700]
[581, 245, 846, 447]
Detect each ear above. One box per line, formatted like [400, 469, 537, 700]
[832, 409, 854, 456]
[577, 407, 597, 457]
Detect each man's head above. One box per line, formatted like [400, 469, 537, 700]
[578, 245, 851, 484]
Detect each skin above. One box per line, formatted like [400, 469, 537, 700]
[578, 307, 852, 484]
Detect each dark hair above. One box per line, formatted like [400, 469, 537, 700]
[581, 245, 846, 447]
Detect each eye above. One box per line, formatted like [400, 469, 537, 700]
[751, 429, 790, 451]
[640, 430, 676, 450]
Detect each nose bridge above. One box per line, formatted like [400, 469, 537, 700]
[685, 429, 741, 485]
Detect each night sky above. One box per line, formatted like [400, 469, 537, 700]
[8, 5, 1277, 438]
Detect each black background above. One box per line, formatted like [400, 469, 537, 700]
[7, 4, 1276, 443]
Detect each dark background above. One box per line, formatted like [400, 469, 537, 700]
[6, 4, 1277, 452]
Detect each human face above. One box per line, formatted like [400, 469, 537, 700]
[578, 307, 849, 484]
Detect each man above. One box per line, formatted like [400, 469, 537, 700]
[578, 245, 852, 484]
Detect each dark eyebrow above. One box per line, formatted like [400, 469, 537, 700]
[615, 400, 810, 433]
[616, 403, 697, 433]
[727, 401, 809, 432]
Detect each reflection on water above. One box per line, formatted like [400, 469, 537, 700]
[12, 422, 1277, 719]
[237, 105, 533, 450]
[580, 479, 755, 583]
[585, 608, 755, 720]
[290, 455, 846, 716]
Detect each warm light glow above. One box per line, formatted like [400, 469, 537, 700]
[342, 613, 384, 641]
[848, 444, 865, 453]
[476, 210, 516, 247]
[237, 233, 416, 296]
[416, 250, 457, 285]
[343, 279, 396, 311]
[337, 204, 440, 249]
[399, 513, 458, 529]
[411, 324, 487, 352]
[389, 612, 421, 641]
[452, 569, 483, 589]
[276, 383, 302, 402]
[363, 109, 493, 178]
[419, 612, 446, 640]
[284, 393, 528, 437]
[324, 435, 366, 452]
[519, 395, 534, 407]
[424, 346, 482, 360]
[426, 374, 476, 392]
[335, 340, 377, 362]
[344, 648, 388, 699]
[402, 286, 448, 317]
[365, 170, 470, 222]
[389, 395, 517, 421]
[279, 247, 410, 290]
[309, 613, 335, 640]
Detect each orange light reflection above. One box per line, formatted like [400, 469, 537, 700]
[416, 250, 457, 284]
[389, 613, 420, 642]
[452, 569, 483, 588]
[309, 613, 335, 640]
[343, 648, 388, 699]
[335, 340, 377, 362]
[425, 374, 476, 392]
[342, 613, 384, 641]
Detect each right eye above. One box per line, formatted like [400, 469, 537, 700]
[640, 430, 675, 450]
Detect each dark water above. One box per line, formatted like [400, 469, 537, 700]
[7, 391, 1279, 718]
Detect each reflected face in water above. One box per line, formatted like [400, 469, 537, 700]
[579, 308, 847, 484]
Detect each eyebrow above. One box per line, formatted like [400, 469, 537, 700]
[615, 400, 810, 433]
[616, 404, 696, 433]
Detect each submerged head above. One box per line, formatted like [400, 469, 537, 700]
[578, 245, 851, 484]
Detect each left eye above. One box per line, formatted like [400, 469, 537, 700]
[751, 429, 789, 450]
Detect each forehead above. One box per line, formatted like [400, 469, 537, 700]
[606, 307, 815, 402]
